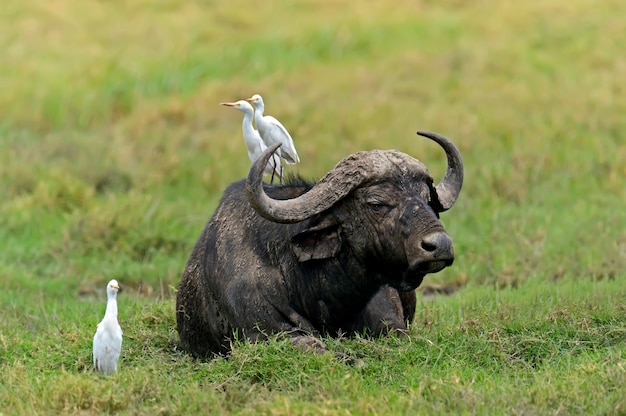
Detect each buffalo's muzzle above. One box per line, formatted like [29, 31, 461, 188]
[408, 232, 454, 274]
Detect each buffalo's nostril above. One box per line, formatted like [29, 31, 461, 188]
[421, 240, 437, 252]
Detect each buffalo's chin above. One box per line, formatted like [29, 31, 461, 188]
[393, 259, 453, 291]
[409, 259, 453, 275]
[392, 272, 426, 292]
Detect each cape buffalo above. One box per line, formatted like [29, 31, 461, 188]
[176, 131, 464, 356]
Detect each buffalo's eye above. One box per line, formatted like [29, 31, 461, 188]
[366, 198, 394, 215]
[369, 202, 389, 211]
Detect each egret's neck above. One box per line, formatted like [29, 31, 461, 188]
[254, 102, 265, 119]
[105, 294, 118, 318]
[241, 112, 256, 138]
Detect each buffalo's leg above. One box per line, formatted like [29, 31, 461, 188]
[351, 285, 412, 336]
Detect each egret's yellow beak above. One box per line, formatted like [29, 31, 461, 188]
[245, 97, 257, 103]
[220, 102, 238, 107]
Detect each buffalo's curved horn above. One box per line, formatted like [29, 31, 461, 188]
[416, 131, 464, 211]
[247, 142, 383, 223]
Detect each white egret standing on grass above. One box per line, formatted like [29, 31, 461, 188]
[246, 94, 300, 165]
[221, 100, 283, 183]
[93, 279, 123, 375]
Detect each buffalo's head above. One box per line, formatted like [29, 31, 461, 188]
[246, 132, 464, 291]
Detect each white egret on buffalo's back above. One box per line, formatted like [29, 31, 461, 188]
[221, 100, 283, 183]
[93, 279, 123, 375]
[246, 94, 300, 165]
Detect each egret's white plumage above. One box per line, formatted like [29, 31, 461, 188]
[246, 94, 300, 165]
[221, 100, 283, 182]
[93, 279, 122, 375]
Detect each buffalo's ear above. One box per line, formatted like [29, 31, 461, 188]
[291, 219, 341, 262]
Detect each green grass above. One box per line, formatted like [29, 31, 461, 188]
[1, 0, 625, 414]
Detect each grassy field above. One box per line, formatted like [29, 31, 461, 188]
[1, 0, 625, 414]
